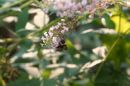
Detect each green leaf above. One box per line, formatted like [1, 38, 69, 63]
[16, 29, 32, 37]
[0, 77, 6, 86]
[8, 72, 40, 86]
[43, 79, 57, 86]
[41, 69, 51, 79]
[111, 14, 130, 34]
[95, 63, 130, 86]
[101, 14, 115, 29]
[13, 39, 32, 59]
[100, 34, 130, 70]
[15, 7, 28, 32]
[14, 58, 36, 64]
[0, 46, 6, 58]
[0, 0, 5, 5]
[66, 39, 76, 55]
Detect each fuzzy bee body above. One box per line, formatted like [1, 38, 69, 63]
[55, 38, 67, 51]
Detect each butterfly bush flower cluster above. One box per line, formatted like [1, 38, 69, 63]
[41, 19, 69, 50]
[42, 0, 112, 17]
[41, 0, 113, 50]
[53, 0, 88, 17]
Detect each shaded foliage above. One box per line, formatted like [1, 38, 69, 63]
[0, 0, 130, 86]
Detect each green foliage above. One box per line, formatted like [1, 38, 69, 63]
[0, 77, 6, 86]
[15, 7, 29, 31]
[0, 0, 130, 86]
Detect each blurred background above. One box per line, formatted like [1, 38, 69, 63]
[0, 0, 130, 86]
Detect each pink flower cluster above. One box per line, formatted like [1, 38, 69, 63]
[42, 0, 111, 17]
[41, 19, 69, 49]
[53, 0, 88, 17]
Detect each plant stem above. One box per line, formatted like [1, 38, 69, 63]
[93, 36, 121, 82]
[117, 5, 122, 35]
[0, 0, 26, 12]
[93, 3, 123, 83]
[20, 0, 34, 9]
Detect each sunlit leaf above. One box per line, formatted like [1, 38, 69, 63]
[111, 14, 130, 34]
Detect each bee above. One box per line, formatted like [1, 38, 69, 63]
[41, 32, 67, 51]
[55, 38, 67, 51]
